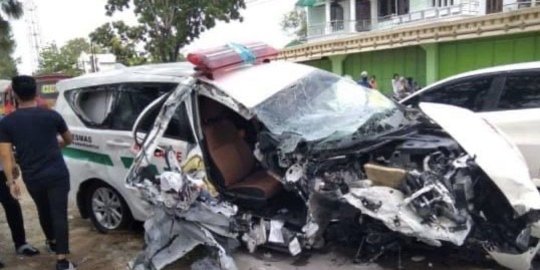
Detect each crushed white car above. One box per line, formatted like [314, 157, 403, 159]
[125, 43, 540, 270]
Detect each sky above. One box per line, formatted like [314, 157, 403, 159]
[10, 0, 297, 74]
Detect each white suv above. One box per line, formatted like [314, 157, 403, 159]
[55, 63, 195, 232]
[400, 61, 540, 179]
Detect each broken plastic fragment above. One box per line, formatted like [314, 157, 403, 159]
[160, 171, 184, 192]
[286, 164, 304, 184]
[344, 186, 471, 246]
[268, 220, 285, 243]
[301, 221, 319, 239]
[242, 219, 267, 253]
[289, 237, 302, 256]
[486, 242, 540, 270]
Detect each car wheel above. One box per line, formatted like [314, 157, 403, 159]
[86, 183, 132, 233]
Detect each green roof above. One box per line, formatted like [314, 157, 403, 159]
[296, 0, 324, 7]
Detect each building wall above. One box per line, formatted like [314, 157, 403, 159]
[301, 32, 540, 93]
[308, 5, 326, 26]
[438, 32, 540, 79]
[303, 58, 333, 72]
[342, 46, 427, 93]
[478, 0, 486, 14]
[341, 0, 351, 22]
[409, 0, 431, 12]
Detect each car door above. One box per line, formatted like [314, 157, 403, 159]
[63, 84, 131, 190]
[103, 83, 195, 179]
[479, 71, 540, 179]
[64, 83, 177, 191]
[130, 95, 195, 173]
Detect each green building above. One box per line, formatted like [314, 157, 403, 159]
[282, 0, 540, 93]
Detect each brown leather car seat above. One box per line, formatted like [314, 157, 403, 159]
[200, 98, 282, 202]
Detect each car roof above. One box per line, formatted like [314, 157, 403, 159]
[401, 61, 540, 103]
[57, 62, 195, 91]
[57, 60, 320, 110]
[204, 61, 316, 108]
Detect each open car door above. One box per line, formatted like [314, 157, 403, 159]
[127, 77, 197, 186]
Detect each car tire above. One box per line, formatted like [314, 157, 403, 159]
[85, 183, 133, 233]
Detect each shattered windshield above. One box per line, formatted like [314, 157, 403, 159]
[254, 70, 406, 142]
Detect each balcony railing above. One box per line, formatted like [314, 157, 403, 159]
[305, 1, 487, 39]
[503, 0, 540, 11]
[377, 2, 479, 29]
[307, 20, 372, 38]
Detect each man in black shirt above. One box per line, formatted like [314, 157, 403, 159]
[0, 76, 76, 270]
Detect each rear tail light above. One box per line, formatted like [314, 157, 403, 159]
[187, 42, 279, 73]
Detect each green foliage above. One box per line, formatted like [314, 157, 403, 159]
[280, 9, 307, 47]
[89, 21, 147, 66]
[0, 0, 23, 20]
[37, 38, 102, 77]
[0, 21, 17, 79]
[90, 0, 246, 64]
[0, 46, 18, 79]
[0, 0, 22, 78]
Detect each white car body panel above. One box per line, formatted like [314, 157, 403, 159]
[400, 62, 540, 179]
[479, 108, 540, 180]
[56, 62, 194, 91]
[420, 103, 540, 215]
[207, 61, 314, 108]
[56, 67, 194, 222]
[400, 61, 540, 105]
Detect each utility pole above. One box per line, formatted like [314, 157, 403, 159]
[24, 0, 43, 73]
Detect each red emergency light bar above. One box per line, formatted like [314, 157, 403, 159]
[187, 42, 279, 73]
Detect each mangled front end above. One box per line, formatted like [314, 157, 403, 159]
[257, 103, 540, 269]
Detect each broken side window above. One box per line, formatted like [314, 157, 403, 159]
[138, 100, 195, 143]
[65, 84, 116, 128]
[108, 83, 177, 131]
[65, 83, 176, 130]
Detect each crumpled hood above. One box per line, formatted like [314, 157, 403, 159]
[419, 103, 540, 216]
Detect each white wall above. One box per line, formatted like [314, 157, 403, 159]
[477, 0, 487, 14]
[502, 0, 519, 11]
[410, 0, 432, 12]
[308, 5, 326, 25]
[340, 0, 351, 22]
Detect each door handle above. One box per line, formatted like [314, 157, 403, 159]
[106, 140, 131, 148]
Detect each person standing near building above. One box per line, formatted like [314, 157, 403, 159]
[369, 75, 378, 90]
[391, 73, 400, 95]
[357, 71, 371, 88]
[0, 76, 76, 270]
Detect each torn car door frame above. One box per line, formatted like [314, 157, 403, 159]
[126, 61, 540, 266]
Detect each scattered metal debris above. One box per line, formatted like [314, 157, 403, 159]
[125, 65, 540, 270]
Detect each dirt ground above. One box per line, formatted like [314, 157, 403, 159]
[0, 187, 505, 270]
[0, 186, 143, 270]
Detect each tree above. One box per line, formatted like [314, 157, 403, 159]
[281, 9, 307, 47]
[0, 0, 23, 78]
[37, 38, 102, 76]
[90, 0, 246, 64]
[89, 21, 147, 66]
[0, 28, 18, 78]
[0, 0, 23, 21]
